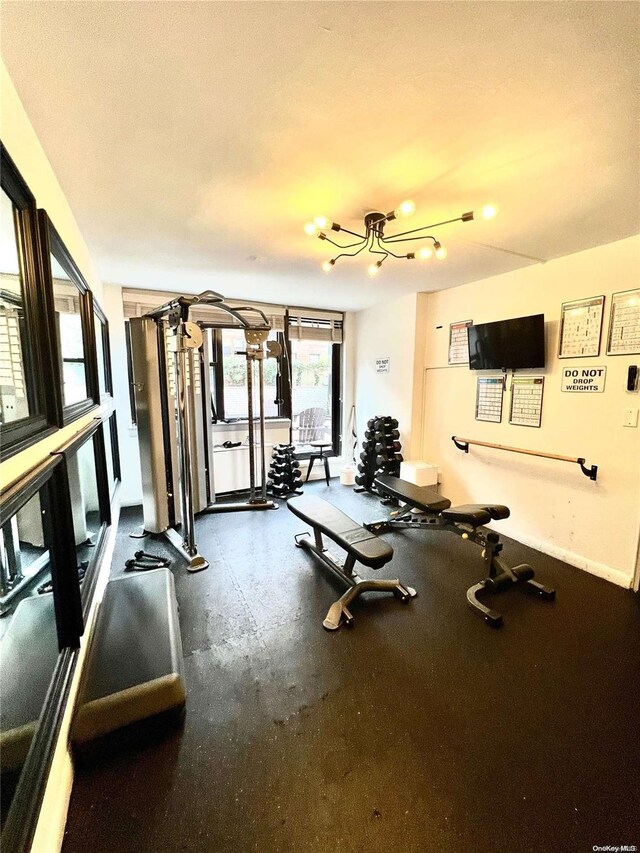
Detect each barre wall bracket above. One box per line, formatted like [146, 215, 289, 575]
[577, 459, 598, 481]
[452, 436, 469, 453]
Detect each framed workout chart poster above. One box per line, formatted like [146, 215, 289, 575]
[448, 320, 472, 365]
[475, 376, 503, 423]
[607, 288, 640, 355]
[510, 376, 544, 427]
[558, 295, 604, 358]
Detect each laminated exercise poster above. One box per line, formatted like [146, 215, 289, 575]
[475, 376, 503, 423]
[448, 320, 472, 365]
[607, 288, 640, 355]
[558, 295, 604, 358]
[509, 376, 544, 428]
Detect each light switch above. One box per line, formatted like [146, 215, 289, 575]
[623, 409, 639, 427]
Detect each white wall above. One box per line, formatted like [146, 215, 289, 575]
[421, 236, 640, 586]
[353, 292, 425, 458]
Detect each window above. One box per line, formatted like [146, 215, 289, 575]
[0, 147, 57, 458]
[42, 217, 98, 423]
[62, 425, 111, 612]
[0, 457, 84, 833]
[217, 327, 280, 420]
[93, 302, 111, 398]
[287, 311, 343, 457]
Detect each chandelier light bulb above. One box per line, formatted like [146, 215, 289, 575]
[368, 262, 382, 277]
[418, 246, 433, 260]
[314, 215, 332, 230]
[482, 204, 498, 220]
[304, 221, 319, 237]
[434, 243, 447, 260]
[321, 260, 335, 273]
[395, 199, 416, 218]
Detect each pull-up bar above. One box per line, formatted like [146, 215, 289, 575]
[451, 436, 598, 481]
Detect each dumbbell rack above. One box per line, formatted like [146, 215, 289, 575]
[354, 416, 403, 494]
[267, 444, 303, 498]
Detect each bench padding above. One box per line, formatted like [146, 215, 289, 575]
[72, 568, 185, 745]
[441, 504, 510, 526]
[375, 475, 510, 527]
[288, 496, 393, 569]
[375, 474, 452, 512]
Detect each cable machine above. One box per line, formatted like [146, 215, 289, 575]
[130, 290, 281, 572]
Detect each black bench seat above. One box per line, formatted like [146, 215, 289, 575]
[287, 495, 416, 630]
[288, 495, 393, 569]
[375, 474, 509, 528]
[375, 474, 452, 513]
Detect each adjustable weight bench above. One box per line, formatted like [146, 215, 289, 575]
[287, 495, 416, 630]
[366, 474, 555, 627]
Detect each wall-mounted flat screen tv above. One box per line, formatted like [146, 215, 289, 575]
[468, 314, 545, 370]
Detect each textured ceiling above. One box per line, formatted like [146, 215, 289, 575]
[2, 1, 639, 310]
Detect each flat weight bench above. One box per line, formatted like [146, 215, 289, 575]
[366, 474, 555, 627]
[287, 495, 416, 630]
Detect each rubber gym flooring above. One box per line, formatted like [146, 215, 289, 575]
[63, 480, 640, 853]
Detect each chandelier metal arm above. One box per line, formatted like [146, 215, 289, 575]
[337, 226, 367, 240]
[381, 234, 437, 245]
[331, 238, 372, 262]
[321, 234, 368, 250]
[383, 214, 471, 242]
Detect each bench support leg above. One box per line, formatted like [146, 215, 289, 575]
[295, 536, 417, 631]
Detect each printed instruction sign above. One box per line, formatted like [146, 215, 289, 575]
[561, 366, 606, 393]
[510, 376, 544, 427]
[558, 295, 604, 358]
[375, 357, 390, 374]
[607, 288, 640, 355]
[448, 320, 472, 365]
[475, 376, 503, 423]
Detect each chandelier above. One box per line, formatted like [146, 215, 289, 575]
[304, 201, 497, 276]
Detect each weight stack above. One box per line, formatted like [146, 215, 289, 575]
[267, 444, 303, 498]
[354, 416, 403, 493]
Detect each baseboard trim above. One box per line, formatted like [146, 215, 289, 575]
[507, 529, 633, 589]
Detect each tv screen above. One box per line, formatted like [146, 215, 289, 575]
[468, 314, 545, 370]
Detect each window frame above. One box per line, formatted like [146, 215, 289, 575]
[37, 212, 99, 425]
[284, 319, 343, 460]
[209, 327, 286, 423]
[0, 146, 59, 459]
[0, 455, 85, 852]
[92, 298, 114, 399]
[51, 418, 112, 617]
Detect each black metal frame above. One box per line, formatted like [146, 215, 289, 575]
[284, 312, 343, 460]
[366, 479, 555, 628]
[92, 298, 114, 397]
[37, 212, 100, 425]
[0, 454, 86, 851]
[209, 326, 286, 423]
[51, 418, 112, 617]
[0, 146, 59, 460]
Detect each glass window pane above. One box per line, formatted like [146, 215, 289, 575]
[0, 188, 33, 425]
[291, 339, 333, 452]
[69, 438, 102, 569]
[94, 313, 107, 397]
[52, 256, 87, 407]
[0, 489, 59, 822]
[221, 328, 279, 420]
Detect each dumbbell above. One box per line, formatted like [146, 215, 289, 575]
[375, 440, 401, 454]
[376, 453, 404, 467]
[375, 429, 400, 441]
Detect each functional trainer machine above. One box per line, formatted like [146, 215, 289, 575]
[366, 474, 555, 627]
[130, 289, 281, 571]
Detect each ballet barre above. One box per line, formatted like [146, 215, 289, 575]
[451, 436, 598, 481]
